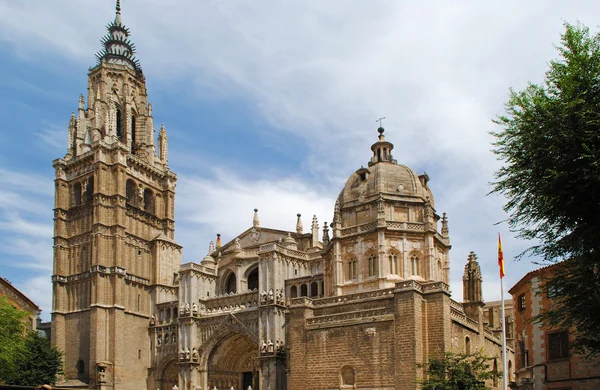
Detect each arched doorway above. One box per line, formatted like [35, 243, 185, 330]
[160, 360, 178, 390]
[207, 333, 259, 390]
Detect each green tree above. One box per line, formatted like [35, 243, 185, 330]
[490, 22, 600, 356]
[418, 352, 500, 390]
[0, 296, 63, 385]
[0, 296, 28, 384]
[13, 332, 63, 386]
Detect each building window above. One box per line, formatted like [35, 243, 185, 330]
[518, 294, 526, 312]
[465, 336, 471, 354]
[77, 359, 84, 376]
[388, 254, 397, 274]
[290, 285, 297, 298]
[547, 281, 561, 299]
[225, 273, 236, 294]
[519, 341, 529, 368]
[300, 284, 308, 297]
[348, 258, 357, 280]
[341, 365, 355, 386]
[410, 255, 420, 276]
[548, 331, 569, 360]
[73, 182, 82, 207]
[488, 308, 495, 328]
[247, 268, 259, 291]
[368, 255, 377, 277]
[310, 281, 318, 297]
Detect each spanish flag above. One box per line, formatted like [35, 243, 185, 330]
[498, 233, 505, 279]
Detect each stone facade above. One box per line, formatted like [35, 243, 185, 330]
[52, 2, 511, 390]
[509, 264, 600, 390]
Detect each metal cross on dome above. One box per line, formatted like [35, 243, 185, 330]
[376, 117, 386, 127]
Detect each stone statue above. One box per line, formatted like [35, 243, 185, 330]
[267, 339, 274, 354]
[172, 333, 176, 343]
[260, 341, 267, 355]
[137, 186, 145, 208]
[180, 304, 185, 316]
[157, 335, 161, 345]
[179, 348, 185, 360]
[185, 348, 190, 360]
[234, 237, 241, 251]
[184, 302, 190, 315]
[260, 290, 267, 305]
[150, 314, 156, 326]
[248, 386, 252, 390]
[192, 302, 198, 316]
[192, 347, 199, 361]
[268, 289, 274, 303]
[97, 367, 106, 383]
[276, 289, 284, 304]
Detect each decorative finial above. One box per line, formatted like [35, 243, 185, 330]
[296, 213, 303, 234]
[208, 241, 215, 254]
[216, 233, 222, 249]
[116, 0, 121, 13]
[441, 212, 449, 236]
[253, 209, 260, 227]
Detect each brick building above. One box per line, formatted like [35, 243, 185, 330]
[0, 276, 40, 331]
[509, 264, 600, 390]
[51, 2, 511, 389]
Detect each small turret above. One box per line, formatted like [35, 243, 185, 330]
[253, 209, 260, 228]
[296, 214, 303, 234]
[158, 124, 168, 164]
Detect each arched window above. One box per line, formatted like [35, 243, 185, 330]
[247, 268, 259, 291]
[290, 285, 298, 298]
[77, 359, 84, 376]
[173, 307, 177, 319]
[300, 284, 308, 297]
[225, 272, 236, 294]
[508, 360, 513, 382]
[437, 259, 443, 281]
[73, 182, 82, 207]
[310, 281, 318, 297]
[126, 179, 136, 206]
[348, 258, 357, 280]
[465, 336, 471, 354]
[166, 308, 171, 322]
[341, 365, 355, 386]
[411, 254, 420, 276]
[143, 188, 154, 214]
[368, 255, 377, 277]
[85, 176, 94, 203]
[388, 254, 398, 275]
[130, 114, 136, 154]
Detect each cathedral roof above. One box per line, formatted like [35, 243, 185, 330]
[337, 126, 434, 209]
[95, 0, 143, 76]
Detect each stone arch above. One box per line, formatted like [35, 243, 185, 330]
[143, 188, 154, 214]
[126, 179, 137, 206]
[244, 265, 259, 292]
[73, 182, 82, 207]
[198, 316, 259, 389]
[223, 270, 237, 294]
[310, 281, 319, 297]
[154, 358, 179, 390]
[300, 283, 308, 297]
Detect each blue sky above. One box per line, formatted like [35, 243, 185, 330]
[1, 0, 599, 321]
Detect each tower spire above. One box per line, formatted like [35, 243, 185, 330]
[95, 0, 143, 76]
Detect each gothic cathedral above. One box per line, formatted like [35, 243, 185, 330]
[51, 3, 510, 390]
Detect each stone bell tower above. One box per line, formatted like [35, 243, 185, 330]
[51, 2, 181, 389]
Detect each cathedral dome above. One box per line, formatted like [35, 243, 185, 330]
[336, 127, 434, 209]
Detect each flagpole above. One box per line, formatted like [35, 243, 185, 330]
[500, 276, 508, 390]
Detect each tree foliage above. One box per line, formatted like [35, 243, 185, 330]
[0, 296, 63, 385]
[490, 22, 600, 356]
[418, 352, 500, 390]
